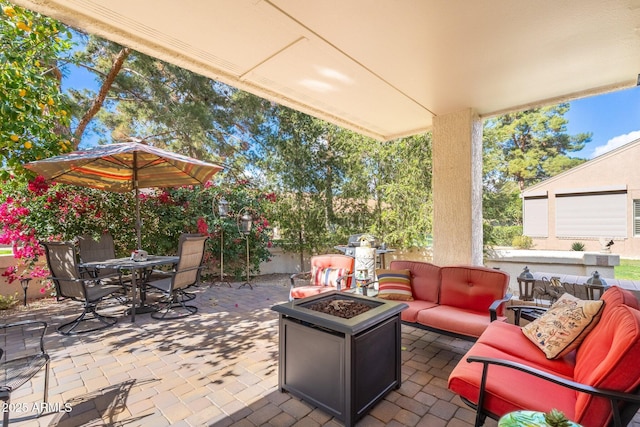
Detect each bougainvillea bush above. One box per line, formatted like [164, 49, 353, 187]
[0, 176, 275, 289]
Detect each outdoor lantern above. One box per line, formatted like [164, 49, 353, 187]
[237, 208, 254, 289]
[517, 266, 536, 301]
[240, 212, 253, 235]
[218, 197, 229, 218]
[19, 277, 31, 307]
[585, 270, 608, 300]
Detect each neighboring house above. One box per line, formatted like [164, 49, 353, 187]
[522, 138, 640, 258]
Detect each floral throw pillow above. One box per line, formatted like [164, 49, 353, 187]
[376, 269, 413, 301]
[522, 293, 604, 359]
[311, 267, 348, 288]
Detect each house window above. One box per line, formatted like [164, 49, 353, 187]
[556, 192, 627, 238]
[523, 197, 548, 237]
[634, 200, 640, 236]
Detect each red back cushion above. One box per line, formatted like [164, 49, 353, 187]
[573, 305, 640, 426]
[439, 266, 509, 315]
[600, 285, 639, 310]
[390, 260, 441, 303]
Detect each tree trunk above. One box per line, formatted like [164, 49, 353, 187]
[72, 47, 131, 148]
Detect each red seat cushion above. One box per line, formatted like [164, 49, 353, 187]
[400, 300, 438, 323]
[448, 342, 577, 420]
[416, 305, 506, 339]
[476, 321, 576, 378]
[290, 285, 337, 299]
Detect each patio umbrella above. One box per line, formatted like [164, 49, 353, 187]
[24, 141, 223, 248]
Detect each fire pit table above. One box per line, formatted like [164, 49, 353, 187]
[271, 291, 408, 427]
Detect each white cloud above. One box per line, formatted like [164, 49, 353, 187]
[591, 130, 640, 158]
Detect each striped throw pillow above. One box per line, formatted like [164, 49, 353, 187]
[311, 267, 348, 287]
[376, 269, 413, 301]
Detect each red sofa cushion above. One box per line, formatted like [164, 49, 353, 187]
[600, 285, 639, 310]
[439, 266, 510, 316]
[416, 305, 506, 339]
[390, 260, 440, 303]
[290, 285, 337, 299]
[573, 305, 640, 426]
[448, 342, 578, 420]
[476, 321, 576, 378]
[400, 300, 438, 323]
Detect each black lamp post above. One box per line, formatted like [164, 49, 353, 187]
[214, 196, 231, 287]
[238, 208, 253, 289]
[19, 277, 31, 306]
[517, 266, 536, 301]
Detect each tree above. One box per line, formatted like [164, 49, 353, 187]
[484, 104, 590, 191]
[68, 35, 254, 175]
[0, 1, 73, 180]
[482, 104, 591, 245]
[253, 105, 433, 255]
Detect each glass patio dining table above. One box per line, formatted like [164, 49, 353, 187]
[80, 255, 179, 322]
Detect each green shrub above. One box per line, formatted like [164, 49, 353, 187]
[570, 241, 586, 251]
[490, 225, 523, 246]
[0, 293, 18, 310]
[512, 235, 534, 249]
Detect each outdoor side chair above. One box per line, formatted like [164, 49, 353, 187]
[41, 241, 122, 335]
[146, 234, 208, 320]
[77, 233, 131, 296]
[0, 320, 50, 426]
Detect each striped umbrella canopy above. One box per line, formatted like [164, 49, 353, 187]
[25, 141, 223, 248]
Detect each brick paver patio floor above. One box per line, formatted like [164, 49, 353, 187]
[1, 275, 637, 427]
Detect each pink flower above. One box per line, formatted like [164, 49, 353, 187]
[197, 217, 209, 234]
[27, 176, 50, 195]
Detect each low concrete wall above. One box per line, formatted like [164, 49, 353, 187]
[484, 249, 632, 297]
[258, 246, 434, 275]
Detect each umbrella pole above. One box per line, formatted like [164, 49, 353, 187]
[136, 187, 141, 249]
[134, 151, 142, 249]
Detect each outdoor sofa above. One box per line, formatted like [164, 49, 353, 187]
[448, 285, 640, 427]
[376, 260, 511, 340]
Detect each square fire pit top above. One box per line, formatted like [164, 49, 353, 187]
[272, 291, 408, 335]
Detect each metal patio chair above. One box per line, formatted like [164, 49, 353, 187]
[146, 234, 208, 320]
[41, 241, 122, 335]
[0, 320, 50, 426]
[77, 233, 131, 296]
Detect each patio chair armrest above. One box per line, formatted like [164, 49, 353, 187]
[336, 273, 353, 291]
[0, 320, 48, 353]
[290, 271, 311, 288]
[488, 294, 512, 321]
[467, 355, 640, 426]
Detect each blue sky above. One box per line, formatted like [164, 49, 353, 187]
[565, 85, 640, 159]
[63, 63, 640, 157]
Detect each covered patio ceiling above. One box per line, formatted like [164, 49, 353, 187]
[12, 0, 640, 141]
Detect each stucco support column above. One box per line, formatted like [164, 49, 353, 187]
[432, 109, 483, 265]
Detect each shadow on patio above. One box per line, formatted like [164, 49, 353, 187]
[1, 274, 497, 426]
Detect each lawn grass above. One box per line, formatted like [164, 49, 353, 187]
[616, 259, 640, 281]
[0, 248, 11, 255]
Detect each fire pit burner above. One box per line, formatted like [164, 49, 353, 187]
[307, 298, 372, 319]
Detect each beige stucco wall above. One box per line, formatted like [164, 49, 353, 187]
[433, 109, 483, 265]
[524, 140, 640, 258]
[0, 255, 50, 303]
